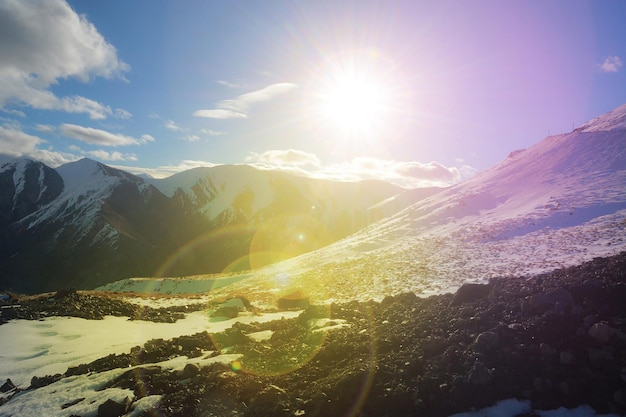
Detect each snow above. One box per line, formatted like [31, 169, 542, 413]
[576, 103, 626, 132]
[0, 309, 301, 417]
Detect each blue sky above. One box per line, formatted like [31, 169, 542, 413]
[0, 0, 624, 188]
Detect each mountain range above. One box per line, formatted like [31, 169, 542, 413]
[0, 159, 409, 293]
[2, 104, 625, 295]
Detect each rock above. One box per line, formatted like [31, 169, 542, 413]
[467, 360, 493, 385]
[97, 397, 131, 417]
[211, 306, 241, 319]
[559, 351, 574, 365]
[473, 331, 500, 352]
[30, 374, 62, 389]
[528, 288, 574, 313]
[277, 289, 310, 310]
[182, 363, 200, 379]
[0, 379, 16, 393]
[450, 283, 492, 305]
[588, 322, 614, 344]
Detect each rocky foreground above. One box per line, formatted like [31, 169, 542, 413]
[1, 252, 626, 417]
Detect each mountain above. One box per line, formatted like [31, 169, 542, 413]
[180, 104, 626, 305]
[0, 159, 405, 293]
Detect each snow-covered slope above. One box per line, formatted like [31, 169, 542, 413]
[172, 104, 626, 304]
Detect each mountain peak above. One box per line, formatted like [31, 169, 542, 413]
[575, 103, 626, 132]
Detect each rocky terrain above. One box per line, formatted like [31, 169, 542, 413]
[1, 252, 626, 417]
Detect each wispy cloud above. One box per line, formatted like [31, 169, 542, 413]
[245, 150, 468, 188]
[84, 149, 137, 162]
[193, 83, 298, 119]
[60, 124, 153, 147]
[599, 56, 623, 73]
[217, 80, 242, 89]
[114, 109, 133, 120]
[165, 120, 184, 131]
[0, 0, 129, 118]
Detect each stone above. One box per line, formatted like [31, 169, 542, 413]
[97, 397, 131, 417]
[473, 331, 500, 352]
[182, 363, 200, 379]
[559, 351, 574, 365]
[450, 283, 492, 305]
[588, 322, 614, 344]
[0, 379, 16, 393]
[277, 289, 310, 310]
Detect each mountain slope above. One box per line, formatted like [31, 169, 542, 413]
[191, 104, 626, 305]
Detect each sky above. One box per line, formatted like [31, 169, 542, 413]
[0, 0, 625, 188]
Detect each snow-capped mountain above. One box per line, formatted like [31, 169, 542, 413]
[0, 159, 404, 293]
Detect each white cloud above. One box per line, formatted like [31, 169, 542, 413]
[0, 124, 44, 155]
[193, 83, 298, 119]
[180, 134, 200, 142]
[199, 128, 224, 137]
[114, 109, 133, 119]
[217, 80, 242, 89]
[245, 149, 466, 188]
[0, 123, 77, 166]
[85, 149, 137, 162]
[246, 149, 321, 168]
[165, 120, 184, 131]
[60, 124, 149, 147]
[193, 109, 248, 119]
[35, 124, 55, 133]
[0, 0, 129, 117]
[599, 56, 623, 73]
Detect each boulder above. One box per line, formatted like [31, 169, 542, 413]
[277, 289, 310, 310]
[97, 397, 131, 417]
[451, 283, 492, 305]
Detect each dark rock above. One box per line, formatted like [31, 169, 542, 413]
[588, 322, 614, 344]
[473, 331, 500, 352]
[30, 373, 62, 389]
[451, 283, 492, 305]
[97, 397, 131, 417]
[0, 378, 16, 393]
[211, 306, 241, 319]
[182, 363, 200, 379]
[277, 289, 310, 310]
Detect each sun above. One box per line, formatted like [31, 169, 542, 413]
[320, 73, 389, 135]
[310, 50, 408, 142]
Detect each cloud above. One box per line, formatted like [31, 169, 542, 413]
[192, 109, 248, 119]
[245, 150, 466, 188]
[0, 122, 76, 166]
[217, 80, 242, 89]
[193, 83, 298, 119]
[0, 0, 129, 117]
[114, 109, 133, 119]
[165, 120, 184, 131]
[246, 149, 321, 169]
[180, 134, 200, 142]
[60, 124, 152, 147]
[599, 56, 623, 73]
[84, 149, 137, 162]
[199, 128, 224, 137]
[35, 124, 55, 133]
